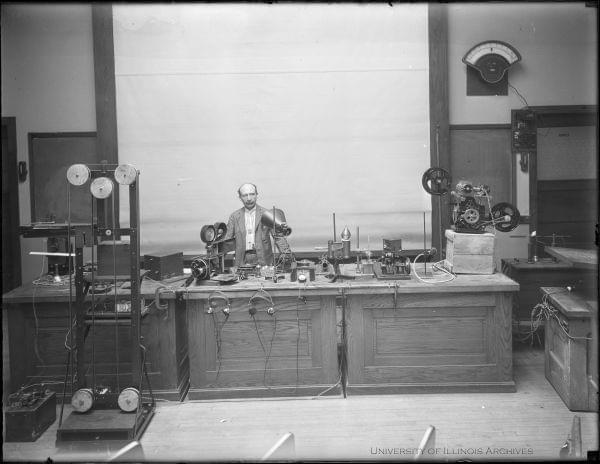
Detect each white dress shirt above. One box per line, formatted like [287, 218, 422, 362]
[244, 207, 256, 251]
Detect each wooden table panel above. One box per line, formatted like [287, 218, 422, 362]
[2, 283, 188, 401]
[185, 293, 340, 399]
[346, 284, 517, 394]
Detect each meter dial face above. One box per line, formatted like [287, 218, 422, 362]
[71, 388, 94, 413]
[66, 164, 91, 186]
[117, 387, 140, 413]
[90, 177, 114, 199]
[114, 164, 138, 185]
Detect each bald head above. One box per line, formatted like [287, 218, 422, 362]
[238, 183, 258, 210]
[237, 183, 257, 196]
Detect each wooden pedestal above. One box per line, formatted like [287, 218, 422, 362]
[445, 230, 495, 274]
[543, 287, 598, 412]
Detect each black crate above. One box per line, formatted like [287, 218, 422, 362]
[144, 251, 184, 281]
[97, 241, 131, 278]
[5, 391, 57, 442]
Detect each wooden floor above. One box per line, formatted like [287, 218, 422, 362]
[3, 342, 598, 462]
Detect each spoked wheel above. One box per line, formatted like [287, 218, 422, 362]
[422, 167, 452, 195]
[491, 202, 520, 232]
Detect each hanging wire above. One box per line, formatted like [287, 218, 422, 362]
[31, 255, 46, 366]
[508, 80, 529, 108]
[90, 189, 96, 392]
[66, 181, 75, 395]
[111, 192, 120, 393]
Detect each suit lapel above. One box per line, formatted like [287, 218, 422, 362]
[235, 208, 246, 242]
[255, 205, 264, 232]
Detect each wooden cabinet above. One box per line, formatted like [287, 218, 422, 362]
[543, 287, 598, 412]
[501, 258, 596, 323]
[2, 282, 189, 401]
[183, 288, 340, 400]
[345, 274, 518, 394]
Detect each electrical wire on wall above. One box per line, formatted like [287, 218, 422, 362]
[508, 79, 529, 108]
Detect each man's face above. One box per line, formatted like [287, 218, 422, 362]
[239, 184, 257, 210]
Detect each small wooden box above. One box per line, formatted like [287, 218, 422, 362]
[445, 229, 495, 274]
[543, 287, 598, 412]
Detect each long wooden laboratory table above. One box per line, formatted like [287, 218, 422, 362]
[2, 279, 189, 401]
[147, 269, 520, 398]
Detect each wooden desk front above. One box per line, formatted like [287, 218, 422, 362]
[344, 273, 519, 394]
[158, 279, 341, 400]
[2, 281, 189, 401]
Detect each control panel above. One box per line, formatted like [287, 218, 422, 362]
[511, 109, 537, 173]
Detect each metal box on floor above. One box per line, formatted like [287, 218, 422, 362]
[5, 391, 56, 442]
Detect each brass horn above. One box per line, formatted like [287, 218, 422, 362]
[261, 208, 292, 236]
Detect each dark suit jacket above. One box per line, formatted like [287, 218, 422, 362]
[224, 204, 281, 266]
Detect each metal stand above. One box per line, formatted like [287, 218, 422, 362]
[57, 164, 154, 445]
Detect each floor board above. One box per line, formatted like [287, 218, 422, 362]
[3, 343, 598, 462]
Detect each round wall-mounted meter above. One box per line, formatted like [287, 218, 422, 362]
[90, 177, 114, 199]
[66, 164, 91, 186]
[462, 40, 521, 84]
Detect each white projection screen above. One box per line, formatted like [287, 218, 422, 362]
[112, 4, 432, 255]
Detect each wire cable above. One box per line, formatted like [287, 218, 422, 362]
[110, 192, 120, 393]
[508, 80, 529, 108]
[263, 313, 277, 389]
[31, 255, 47, 365]
[412, 254, 456, 284]
[211, 311, 229, 385]
[526, 290, 593, 342]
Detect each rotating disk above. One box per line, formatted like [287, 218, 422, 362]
[114, 164, 138, 185]
[491, 202, 520, 232]
[71, 388, 94, 413]
[422, 167, 452, 195]
[66, 164, 91, 186]
[463, 208, 481, 224]
[117, 387, 140, 413]
[191, 257, 210, 280]
[90, 177, 114, 199]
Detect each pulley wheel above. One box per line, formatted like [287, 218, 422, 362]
[117, 387, 140, 413]
[71, 388, 94, 413]
[422, 167, 451, 195]
[491, 202, 520, 232]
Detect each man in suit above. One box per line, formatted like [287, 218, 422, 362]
[224, 183, 290, 267]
